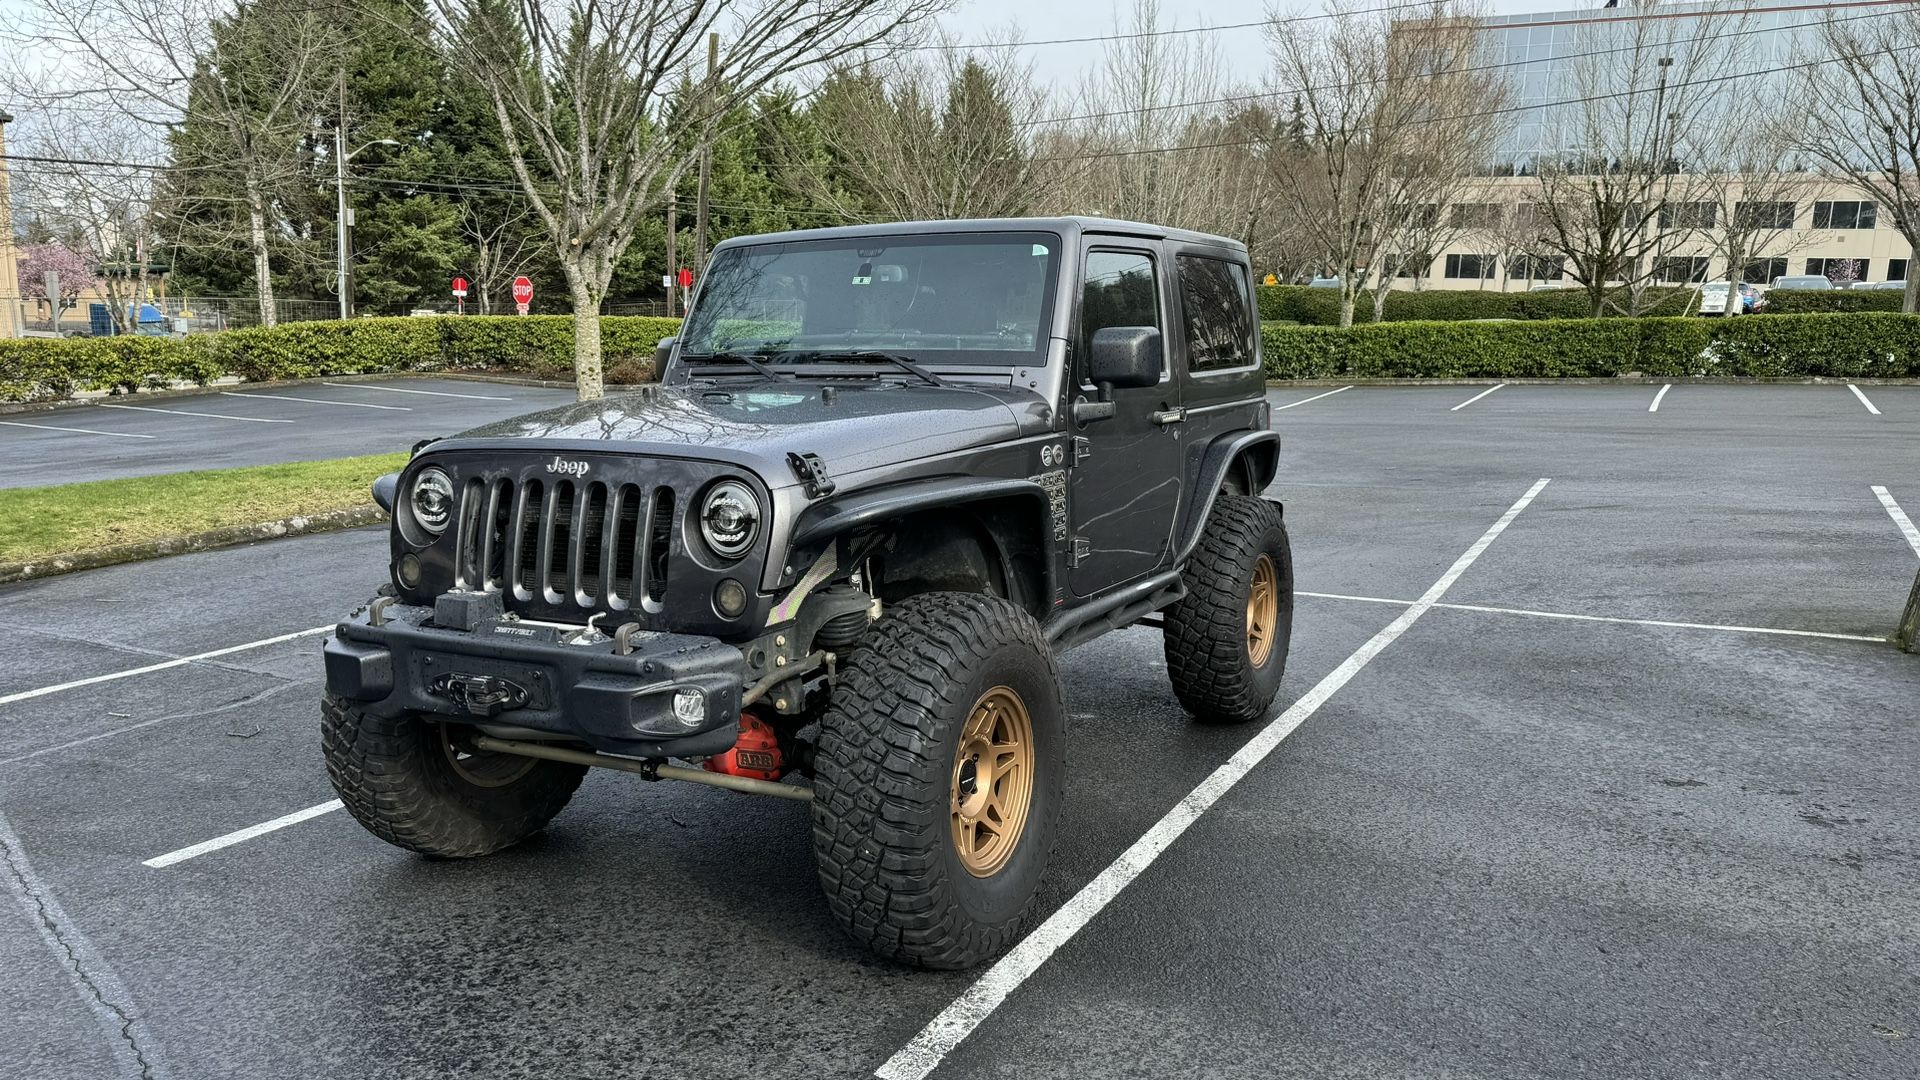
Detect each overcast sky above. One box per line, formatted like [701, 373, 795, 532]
[938, 0, 1591, 89]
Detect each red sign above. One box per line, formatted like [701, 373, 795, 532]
[511, 276, 533, 305]
[451, 276, 468, 298]
[677, 267, 693, 289]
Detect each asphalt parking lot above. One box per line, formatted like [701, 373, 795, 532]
[2, 381, 1917, 1080]
[0, 377, 578, 486]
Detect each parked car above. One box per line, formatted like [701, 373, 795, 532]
[1850, 280, 1908, 290]
[321, 216, 1291, 969]
[1526, 283, 1570, 292]
[1697, 281, 1763, 315]
[1771, 274, 1833, 290]
[1306, 276, 1342, 288]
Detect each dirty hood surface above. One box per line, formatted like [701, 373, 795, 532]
[440, 380, 1044, 481]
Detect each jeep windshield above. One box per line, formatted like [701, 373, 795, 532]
[679, 232, 1061, 369]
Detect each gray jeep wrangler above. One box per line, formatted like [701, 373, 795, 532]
[322, 217, 1291, 969]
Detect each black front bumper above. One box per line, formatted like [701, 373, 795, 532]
[324, 601, 745, 758]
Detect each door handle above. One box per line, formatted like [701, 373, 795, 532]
[1151, 407, 1186, 426]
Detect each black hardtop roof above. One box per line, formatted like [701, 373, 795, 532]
[710, 216, 1246, 255]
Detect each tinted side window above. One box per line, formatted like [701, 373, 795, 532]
[1081, 251, 1159, 359]
[1176, 255, 1254, 371]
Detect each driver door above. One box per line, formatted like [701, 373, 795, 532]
[1067, 244, 1184, 597]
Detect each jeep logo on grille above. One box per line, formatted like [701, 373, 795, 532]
[545, 457, 590, 477]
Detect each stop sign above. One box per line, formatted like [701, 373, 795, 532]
[451, 276, 468, 298]
[512, 276, 533, 305]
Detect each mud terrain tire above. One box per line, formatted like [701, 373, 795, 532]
[1163, 494, 1293, 724]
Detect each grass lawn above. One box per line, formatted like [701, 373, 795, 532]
[0, 452, 407, 564]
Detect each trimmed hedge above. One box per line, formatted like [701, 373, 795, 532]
[1260, 312, 1920, 380]
[1258, 284, 1699, 325]
[1758, 289, 1907, 315]
[0, 315, 682, 403]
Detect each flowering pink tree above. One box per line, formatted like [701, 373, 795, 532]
[18, 242, 94, 330]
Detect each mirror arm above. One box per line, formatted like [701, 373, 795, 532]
[1071, 383, 1118, 425]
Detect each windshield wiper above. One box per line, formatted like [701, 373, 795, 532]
[791, 350, 949, 387]
[679, 351, 791, 383]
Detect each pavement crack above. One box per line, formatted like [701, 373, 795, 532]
[0, 809, 166, 1079]
[3, 622, 183, 663]
[0, 679, 310, 769]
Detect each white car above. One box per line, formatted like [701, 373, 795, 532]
[1771, 274, 1833, 290]
[1849, 280, 1908, 290]
[1697, 281, 1761, 315]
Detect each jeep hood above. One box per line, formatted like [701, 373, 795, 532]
[435, 381, 1048, 482]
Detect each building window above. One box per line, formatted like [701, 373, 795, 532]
[1450, 203, 1504, 229]
[1887, 258, 1909, 282]
[1444, 254, 1496, 279]
[1175, 255, 1255, 373]
[1658, 202, 1717, 228]
[1812, 200, 1877, 229]
[1806, 257, 1869, 284]
[1742, 257, 1787, 285]
[1735, 201, 1796, 229]
[1508, 254, 1563, 281]
[1653, 256, 1711, 283]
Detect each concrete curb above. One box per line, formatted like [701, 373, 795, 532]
[0, 369, 651, 416]
[0, 505, 387, 586]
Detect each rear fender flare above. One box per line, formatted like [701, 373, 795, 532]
[1174, 430, 1280, 565]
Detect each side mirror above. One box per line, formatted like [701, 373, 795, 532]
[371, 472, 399, 515]
[1089, 326, 1162, 390]
[652, 335, 678, 377]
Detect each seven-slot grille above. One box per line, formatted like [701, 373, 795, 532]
[453, 477, 675, 611]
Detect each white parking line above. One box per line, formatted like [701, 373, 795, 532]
[0, 625, 332, 708]
[142, 800, 343, 868]
[323, 382, 512, 400]
[220, 391, 409, 411]
[1450, 384, 1506, 411]
[1272, 385, 1352, 411]
[876, 479, 1552, 1080]
[1296, 591, 1887, 643]
[0, 419, 156, 439]
[1849, 384, 1881, 415]
[1649, 384, 1671, 412]
[1873, 486, 1920, 558]
[96, 403, 294, 424]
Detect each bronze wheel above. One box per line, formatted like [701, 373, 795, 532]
[950, 686, 1035, 878]
[1247, 553, 1279, 667]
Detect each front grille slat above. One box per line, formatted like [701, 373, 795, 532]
[441, 465, 702, 620]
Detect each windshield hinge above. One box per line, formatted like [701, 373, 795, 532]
[1068, 536, 1092, 566]
[788, 452, 836, 499]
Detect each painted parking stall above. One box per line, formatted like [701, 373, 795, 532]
[0, 384, 1917, 1080]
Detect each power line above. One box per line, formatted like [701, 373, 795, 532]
[1018, 4, 1901, 129]
[906, 0, 1458, 52]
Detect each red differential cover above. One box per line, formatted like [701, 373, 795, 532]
[703, 713, 783, 781]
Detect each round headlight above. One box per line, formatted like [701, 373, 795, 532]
[409, 467, 454, 535]
[700, 480, 759, 558]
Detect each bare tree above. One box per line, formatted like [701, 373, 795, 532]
[463, 201, 545, 315]
[1266, 1, 1504, 327]
[1792, 6, 1920, 313]
[10, 112, 166, 333]
[4, 0, 348, 327]
[1683, 115, 1819, 296]
[786, 45, 1045, 222]
[1517, 4, 1751, 317]
[425, 0, 946, 400]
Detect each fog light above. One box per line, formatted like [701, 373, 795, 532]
[714, 578, 748, 618]
[670, 688, 706, 730]
[397, 553, 422, 587]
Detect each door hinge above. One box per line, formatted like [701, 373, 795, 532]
[1072, 436, 1093, 466]
[1069, 536, 1092, 566]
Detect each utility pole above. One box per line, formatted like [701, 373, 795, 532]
[665, 192, 678, 318]
[335, 72, 352, 320]
[694, 32, 718, 282]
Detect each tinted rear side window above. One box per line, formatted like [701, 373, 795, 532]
[1176, 256, 1255, 372]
